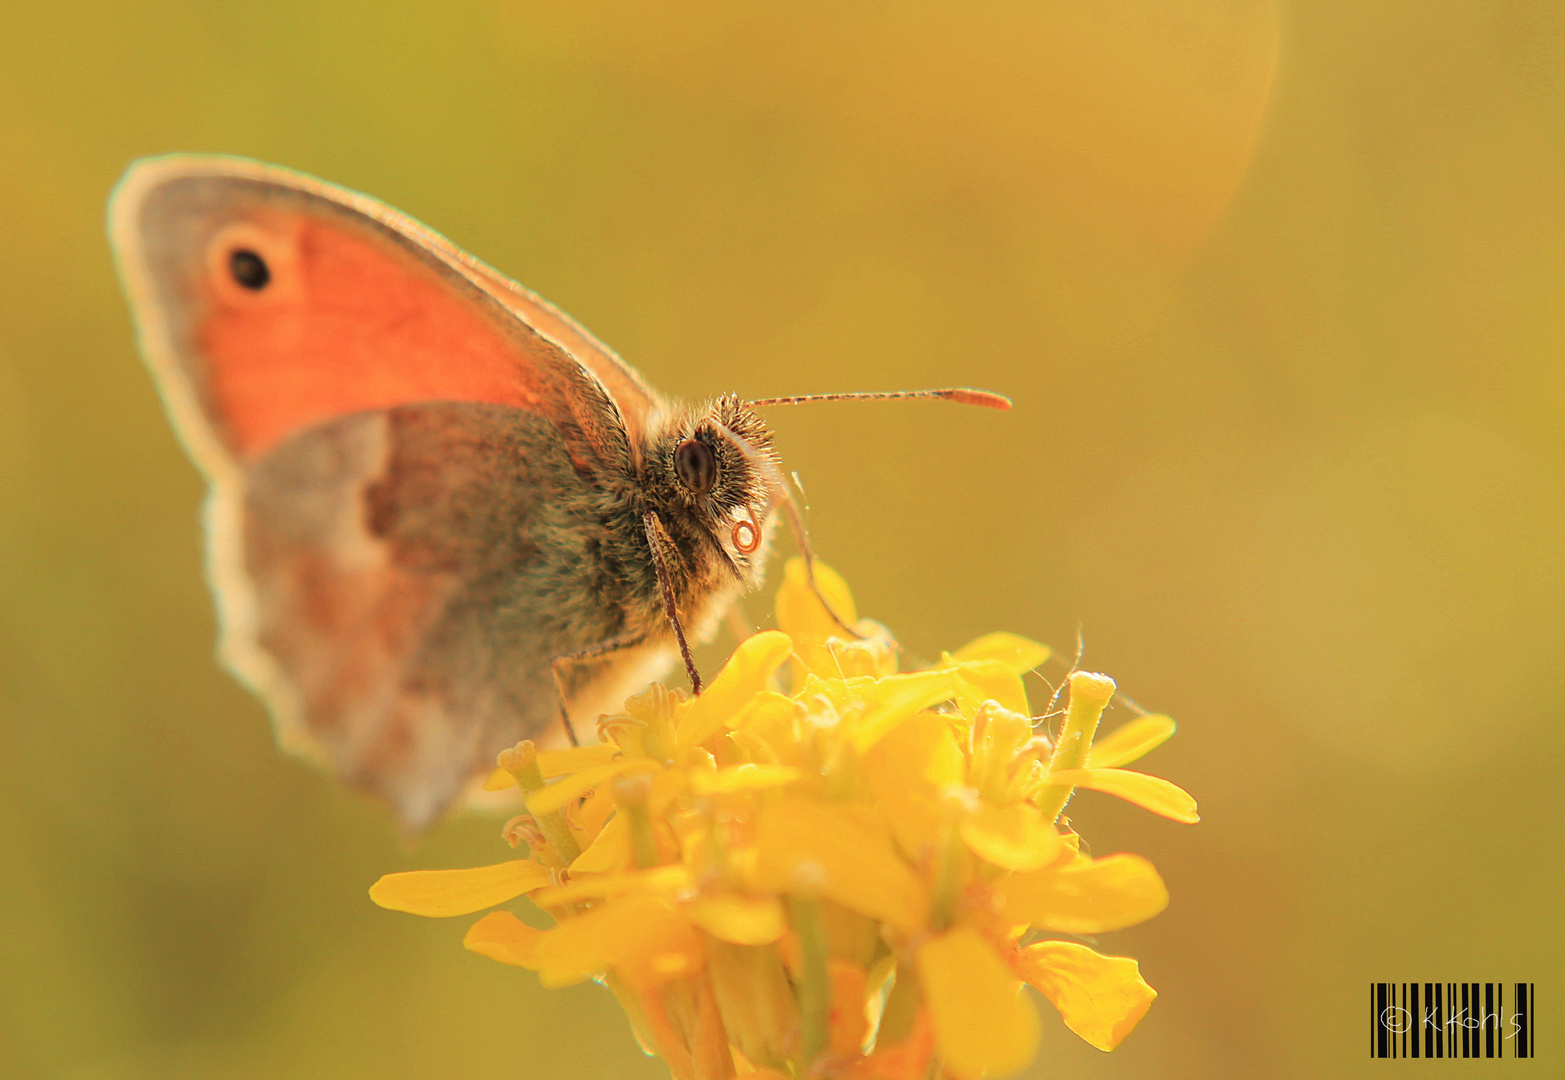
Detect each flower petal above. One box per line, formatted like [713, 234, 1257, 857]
[1000, 853, 1169, 933]
[525, 759, 660, 817]
[676, 630, 794, 748]
[570, 811, 630, 874]
[368, 860, 552, 917]
[1085, 715, 1177, 769]
[865, 713, 965, 857]
[689, 763, 803, 796]
[917, 926, 1040, 1080]
[532, 894, 702, 987]
[728, 691, 796, 736]
[850, 671, 959, 753]
[869, 712, 965, 787]
[576, 781, 618, 839]
[463, 910, 544, 968]
[684, 894, 788, 945]
[826, 634, 899, 679]
[482, 744, 623, 790]
[828, 960, 870, 1056]
[1017, 940, 1157, 1051]
[959, 803, 1063, 872]
[752, 799, 928, 933]
[950, 632, 1051, 675]
[1047, 768, 1199, 823]
[531, 864, 693, 909]
[707, 939, 799, 1069]
[775, 558, 857, 644]
[777, 558, 865, 681]
[952, 659, 1031, 717]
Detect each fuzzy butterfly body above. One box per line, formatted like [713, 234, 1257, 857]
[110, 156, 780, 830]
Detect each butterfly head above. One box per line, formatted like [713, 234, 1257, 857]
[646, 393, 780, 589]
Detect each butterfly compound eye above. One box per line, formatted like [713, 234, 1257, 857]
[228, 249, 271, 290]
[674, 438, 717, 494]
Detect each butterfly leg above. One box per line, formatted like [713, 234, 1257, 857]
[551, 632, 649, 747]
[641, 510, 704, 696]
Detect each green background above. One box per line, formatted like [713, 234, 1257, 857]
[2, 2, 1560, 1077]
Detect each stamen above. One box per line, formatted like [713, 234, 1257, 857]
[501, 814, 547, 851]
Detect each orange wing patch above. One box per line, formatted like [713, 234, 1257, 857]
[201, 214, 545, 459]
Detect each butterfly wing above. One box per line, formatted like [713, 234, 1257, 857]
[110, 155, 672, 829]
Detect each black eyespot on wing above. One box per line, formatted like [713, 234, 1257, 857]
[675, 438, 717, 494]
[229, 249, 270, 290]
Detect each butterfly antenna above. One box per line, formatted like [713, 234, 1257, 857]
[747, 387, 1012, 410]
[710, 421, 863, 638]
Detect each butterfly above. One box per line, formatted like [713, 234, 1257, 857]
[109, 155, 1007, 831]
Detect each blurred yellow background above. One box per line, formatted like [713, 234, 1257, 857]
[2, 1, 1561, 1077]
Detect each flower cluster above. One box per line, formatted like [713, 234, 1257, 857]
[370, 560, 1197, 1079]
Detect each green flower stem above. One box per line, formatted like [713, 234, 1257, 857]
[499, 741, 582, 866]
[613, 774, 661, 869]
[789, 896, 831, 1071]
[930, 819, 964, 933]
[1033, 672, 1116, 825]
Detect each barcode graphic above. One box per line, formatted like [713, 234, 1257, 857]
[1371, 983, 1534, 1059]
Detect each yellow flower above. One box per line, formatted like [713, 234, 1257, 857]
[371, 559, 1196, 1079]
